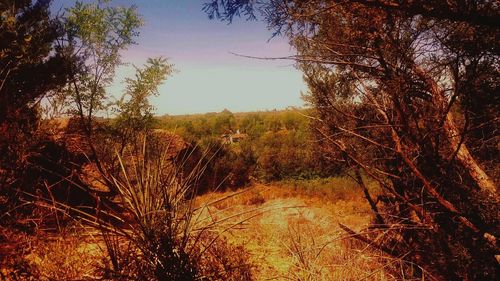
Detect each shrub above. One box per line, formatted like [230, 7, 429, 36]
[84, 138, 253, 280]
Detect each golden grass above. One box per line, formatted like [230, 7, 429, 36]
[26, 230, 103, 281]
[196, 180, 395, 280]
[2, 177, 397, 280]
[0, 226, 104, 281]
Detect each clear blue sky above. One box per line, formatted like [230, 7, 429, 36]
[52, 0, 307, 115]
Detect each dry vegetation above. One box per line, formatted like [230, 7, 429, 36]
[195, 180, 409, 280]
[1, 1, 498, 280]
[1, 177, 405, 281]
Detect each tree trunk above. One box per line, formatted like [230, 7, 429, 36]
[415, 67, 497, 195]
[443, 112, 497, 194]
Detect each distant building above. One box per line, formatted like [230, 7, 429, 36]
[221, 129, 248, 144]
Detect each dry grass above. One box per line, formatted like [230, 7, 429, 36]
[0, 226, 103, 281]
[196, 180, 395, 280]
[2, 176, 400, 280]
[25, 229, 103, 280]
[0, 138, 255, 281]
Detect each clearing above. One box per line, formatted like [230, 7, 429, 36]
[197, 183, 394, 280]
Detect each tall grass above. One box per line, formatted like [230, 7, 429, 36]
[82, 138, 253, 280]
[275, 175, 379, 202]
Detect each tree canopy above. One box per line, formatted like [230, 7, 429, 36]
[205, 1, 499, 279]
[0, 0, 73, 176]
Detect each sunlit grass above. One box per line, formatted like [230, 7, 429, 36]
[196, 179, 395, 280]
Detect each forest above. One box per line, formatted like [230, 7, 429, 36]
[1, 1, 498, 280]
[155, 109, 339, 185]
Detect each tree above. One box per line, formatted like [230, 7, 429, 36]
[113, 57, 175, 154]
[213, 109, 235, 134]
[60, 0, 142, 189]
[0, 0, 73, 189]
[0, 1, 104, 231]
[64, 0, 142, 128]
[240, 113, 265, 139]
[205, 1, 499, 279]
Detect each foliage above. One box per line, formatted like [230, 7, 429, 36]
[54, 0, 144, 193]
[61, 0, 142, 156]
[157, 109, 340, 187]
[0, 0, 78, 228]
[63, 0, 143, 127]
[0, 0, 71, 178]
[205, 1, 499, 280]
[112, 57, 175, 154]
[157, 109, 309, 140]
[85, 139, 253, 280]
[172, 139, 254, 194]
[255, 129, 333, 181]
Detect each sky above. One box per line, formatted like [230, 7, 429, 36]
[52, 0, 307, 115]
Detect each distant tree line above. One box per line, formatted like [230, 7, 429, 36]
[156, 109, 341, 189]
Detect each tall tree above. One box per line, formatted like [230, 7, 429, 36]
[205, 1, 499, 279]
[0, 0, 72, 186]
[64, 0, 142, 130]
[113, 57, 174, 154]
[60, 0, 142, 190]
